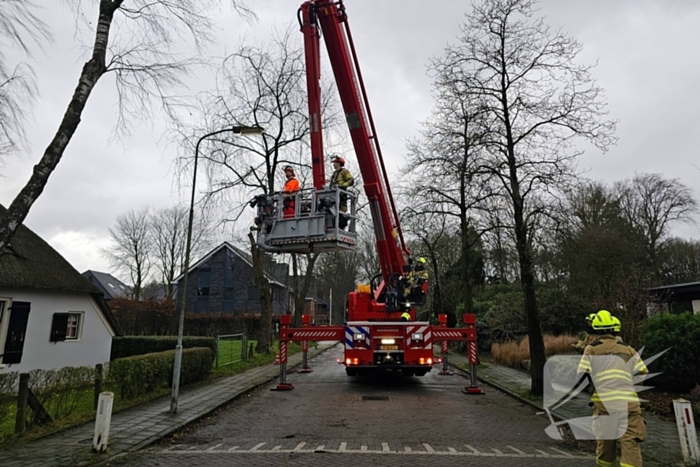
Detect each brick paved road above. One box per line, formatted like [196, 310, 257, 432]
[113, 347, 594, 467]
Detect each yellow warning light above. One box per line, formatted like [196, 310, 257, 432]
[357, 284, 371, 294]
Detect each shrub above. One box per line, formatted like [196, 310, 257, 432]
[109, 347, 213, 399]
[111, 336, 216, 360]
[110, 298, 262, 338]
[642, 312, 700, 392]
[490, 334, 578, 368]
[0, 372, 18, 427]
[28, 366, 95, 423]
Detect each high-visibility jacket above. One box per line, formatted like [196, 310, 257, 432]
[577, 334, 648, 413]
[283, 178, 300, 193]
[330, 168, 354, 189]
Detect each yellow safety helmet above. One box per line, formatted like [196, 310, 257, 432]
[400, 312, 411, 321]
[611, 316, 621, 333]
[591, 310, 615, 331]
[585, 313, 597, 322]
[418, 257, 427, 264]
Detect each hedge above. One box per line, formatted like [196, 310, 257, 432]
[642, 312, 700, 392]
[109, 347, 213, 399]
[110, 336, 216, 360]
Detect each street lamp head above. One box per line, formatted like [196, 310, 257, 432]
[232, 126, 264, 136]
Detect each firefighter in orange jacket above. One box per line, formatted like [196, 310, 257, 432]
[282, 165, 300, 218]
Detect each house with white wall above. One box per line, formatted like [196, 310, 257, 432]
[0, 206, 120, 373]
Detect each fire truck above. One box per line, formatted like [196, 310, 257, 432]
[251, 0, 481, 391]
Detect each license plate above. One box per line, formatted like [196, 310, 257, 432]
[380, 345, 398, 350]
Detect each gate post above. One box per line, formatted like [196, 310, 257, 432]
[15, 373, 29, 434]
[674, 398, 700, 463]
[298, 314, 313, 373]
[437, 314, 453, 376]
[462, 313, 485, 395]
[272, 314, 294, 391]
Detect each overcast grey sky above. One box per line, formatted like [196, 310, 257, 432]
[1, 0, 699, 278]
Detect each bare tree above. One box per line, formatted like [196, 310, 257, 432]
[182, 28, 337, 354]
[150, 205, 212, 299]
[104, 207, 152, 300]
[0, 0, 251, 254]
[0, 0, 51, 157]
[402, 78, 493, 314]
[438, 0, 617, 395]
[616, 172, 698, 272]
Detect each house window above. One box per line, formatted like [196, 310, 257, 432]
[66, 314, 81, 340]
[50, 312, 83, 342]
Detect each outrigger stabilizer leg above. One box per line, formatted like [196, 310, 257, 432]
[271, 314, 294, 391]
[437, 315, 453, 376]
[297, 314, 313, 373]
[461, 314, 484, 395]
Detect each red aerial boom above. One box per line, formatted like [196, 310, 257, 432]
[300, 0, 410, 314]
[266, 0, 482, 390]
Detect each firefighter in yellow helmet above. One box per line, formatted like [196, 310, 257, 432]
[577, 311, 648, 467]
[399, 311, 412, 322]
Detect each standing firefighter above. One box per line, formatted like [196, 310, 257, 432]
[330, 155, 354, 228]
[577, 310, 648, 467]
[281, 165, 300, 218]
[403, 257, 429, 303]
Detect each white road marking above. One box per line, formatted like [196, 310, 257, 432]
[293, 442, 306, 452]
[161, 441, 589, 459]
[507, 445, 531, 456]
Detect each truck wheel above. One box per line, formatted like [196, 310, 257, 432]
[346, 368, 358, 376]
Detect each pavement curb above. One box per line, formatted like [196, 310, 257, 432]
[447, 360, 567, 422]
[98, 342, 338, 465]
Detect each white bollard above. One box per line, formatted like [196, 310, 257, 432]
[93, 391, 114, 453]
[673, 398, 700, 464]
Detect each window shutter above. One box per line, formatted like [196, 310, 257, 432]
[2, 301, 31, 364]
[50, 313, 69, 342]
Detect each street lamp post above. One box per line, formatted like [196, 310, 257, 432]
[170, 125, 264, 414]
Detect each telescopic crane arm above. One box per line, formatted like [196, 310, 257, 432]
[299, 0, 410, 294]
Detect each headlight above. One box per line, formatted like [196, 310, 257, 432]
[354, 333, 364, 341]
[381, 338, 395, 345]
[412, 333, 424, 341]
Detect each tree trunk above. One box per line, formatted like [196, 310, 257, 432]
[460, 218, 474, 315]
[291, 255, 302, 328]
[249, 233, 273, 354]
[508, 169, 546, 396]
[293, 253, 318, 327]
[0, 0, 122, 254]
